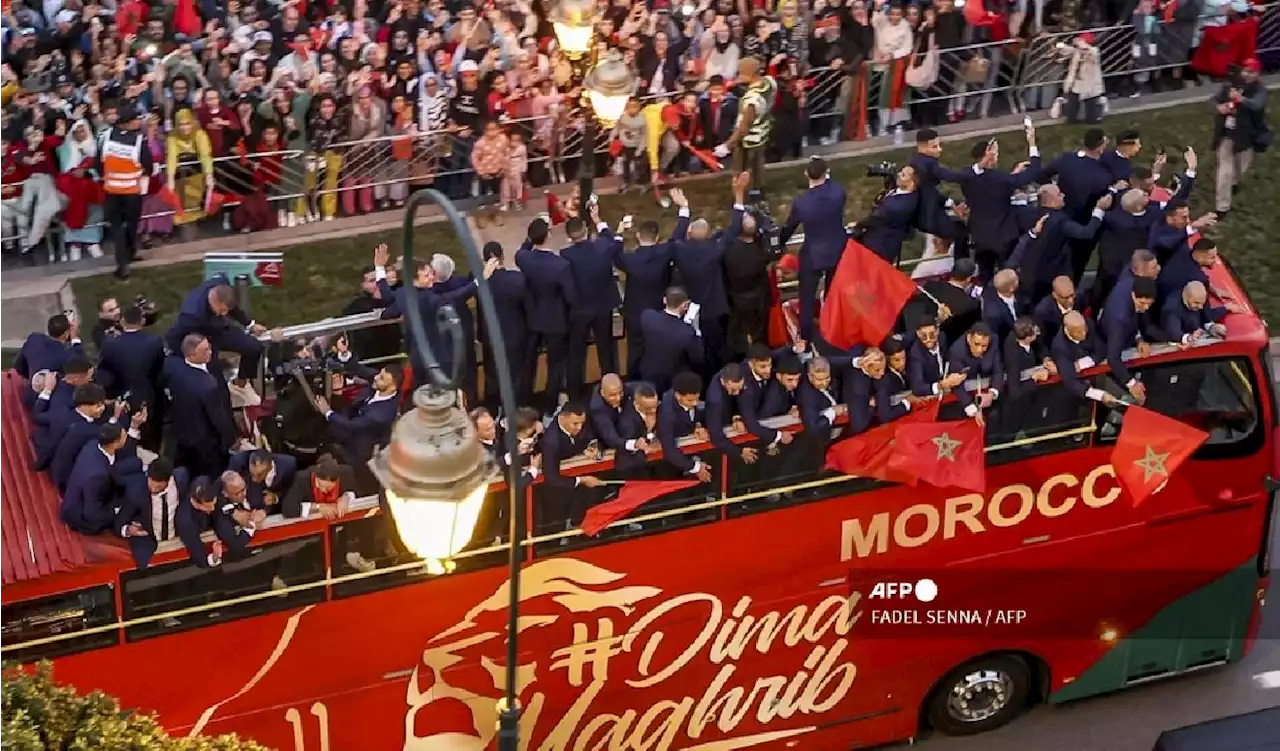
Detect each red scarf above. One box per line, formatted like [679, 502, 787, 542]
[312, 475, 341, 504]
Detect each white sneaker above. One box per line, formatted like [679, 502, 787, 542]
[277, 209, 288, 227]
[68, 245, 82, 262]
[323, 215, 334, 222]
[346, 552, 376, 573]
[87, 243, 103, 258]
[308, 212, 319, 223]
[286, 212, 298, 228]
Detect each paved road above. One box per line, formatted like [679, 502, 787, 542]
[926, 374, 1280, 751]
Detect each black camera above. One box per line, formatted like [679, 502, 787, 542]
[134, 294, 159, 326]
[866, 160, 898, 192]
[748, 201, 784, 256]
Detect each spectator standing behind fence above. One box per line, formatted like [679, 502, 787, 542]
[166, 109, 215, 238]
[871, 0, 914, 138]
[472, 120, 510, 228]
[1212, 58, 1269, 218]
[56, 119, 105, 262]
[100, 107, 151, 280]
[306, 94, 345, 221]
[346, 86, 390, 215]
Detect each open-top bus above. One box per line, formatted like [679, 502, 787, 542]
[3, 256, 1275, 751]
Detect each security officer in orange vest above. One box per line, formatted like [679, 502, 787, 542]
[97, 103, 152, 280]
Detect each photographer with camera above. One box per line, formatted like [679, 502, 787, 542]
[725, 199, 775, 361]
[780, 157, 848, 342]
[1212, 58, 1269, 218]
[855, 163, 920, 265]
[91, 294, 157, 349]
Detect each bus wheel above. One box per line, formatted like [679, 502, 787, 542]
[926, 654, 1031, 736]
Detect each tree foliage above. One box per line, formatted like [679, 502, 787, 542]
[2, 662, 268, 751]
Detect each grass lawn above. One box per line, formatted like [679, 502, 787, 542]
[70, 99, 1280, 330]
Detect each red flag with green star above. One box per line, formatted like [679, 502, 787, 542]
[887, 417, 987, 492]
[825, 400, 941, 484]
[1111, 406, 1209, 506]
[819, 239, 919, 349]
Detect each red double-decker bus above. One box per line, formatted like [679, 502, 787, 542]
[3, 259, 1276, 751]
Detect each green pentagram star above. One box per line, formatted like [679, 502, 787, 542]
[1133, 445, 1171, 483]
[932, 433, 961, 461]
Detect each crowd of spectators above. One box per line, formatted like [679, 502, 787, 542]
[2, 0, 1270, 262]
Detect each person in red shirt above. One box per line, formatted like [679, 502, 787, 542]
[663, 91, 703, 177]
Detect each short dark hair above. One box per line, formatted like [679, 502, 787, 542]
[775, 356, 803, 376]
[882, 337, 905, 356]
[482, 241, 504, 262]
[916, 127, 938, 143]
[1167, 199, 1189, 213]
[527, 218, 549, 245]
[73, 383, 107, 406]
[951, 258, 977, 280]
[637, 220, 660, 242]
[210, 283, 237, 308]
[1083, 128, 1107, 150]
[64, 355, 93, 375]
[632, 382, 658, 400]
[148, 458, 174, 482]
[514, 406, 542, 433]
[190, 476, 218, 503]
[915, 313, 939, 331]
[381, 363, 405, 390]
[122, 306, 145, 326]
[720, 362, 744, 383]
[968, 322, 993, 339]
[565, 216, 587, 238]
[970, 141, 991, 160]
[664, 286, 689, 309]
[806, 157, 827, 181]
[560, 400, 587, 417]
[745, 342, 773, 361]
[1132, 166, 1153, 181]
[1192, 237, 1217, 253]
[98, 423, 124, 446]
[1012, 316, 1038, 341]
[47, 314, 72, 339]
[708, 74, 725, 87]
[249, 449, 273, 467]
[1116, 129, 1140, 145]
[672, 371, 703, 395]
[1132, 275, 1158, 300]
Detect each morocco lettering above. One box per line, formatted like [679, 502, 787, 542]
[840, 465, 1122, 560]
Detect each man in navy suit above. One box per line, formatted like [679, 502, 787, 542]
[673, 174, 748, 370]
[166, 333, 238, 480]
[36, 381, 110, 474]
[907, 316, 967, 397]
[758, 355, 804, 420]
[705, 362, 756, 462]
[51, 392, 143, 492]
[780, 158, 848, 341]
[59, 423, 129, 535]
[616, 203, 684, 376]
[980, 269, 1025, 343]
[15, 313, 84, 392]
[947, 323, 1005, 421]
[113, 459, 190, 567]
[374, 244, 496, 391]
[315, 365, 402, 491]
[1157, 238, 1219, 303]
[1148, 201, 1218, 266]
[1011, 185, 1108, 300]
[479, 241, 534, 408]
[31, 355, 96, 461]
[939, 129, 1042, 276]
[907, 129, 970, 239]
[1002, 317, 1057, 401]
[797, 356, 844, 435]
[1101, 276, 1169, 404]
[97, 304, 166, 451]
[1032, 276, 1083, 346]
[658, 372, 712, 483]
[588, 374, 629, 455]
[737, 344, 794, 450]
[175, 476, 238, 569]
[430, 253, 480, 407]
[858, 164, 920, 264]
[616, 383, 661, 472]
[539, 402, 607, 530]
[228, 449, 298, 512]
[1036, 128, 1116, 281]
[562, 210, 622, 397]
[515, 219, 578, 412]
[1162, 281, 1228, 344]
[842, 346, 883, 434]
[165, 275, 269, 389]
[637, 287, 704, 396]
[1102, 249, 1161, 321]
[1051, 311, 1116, 404]
[1101, 129, 1142, 182]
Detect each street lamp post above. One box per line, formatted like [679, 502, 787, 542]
[551, 0, 637, 202]
[368, 190, 525, 751]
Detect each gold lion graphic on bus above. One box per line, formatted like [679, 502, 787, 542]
[403, 559, 862, 751]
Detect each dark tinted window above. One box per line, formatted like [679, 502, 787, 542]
[1, 586, 118, 662]
[121, 535, 326, 641]
[1096, 356, 1263, 459]
[980, 382, 1094, 465]
[726, 427, 885, 518]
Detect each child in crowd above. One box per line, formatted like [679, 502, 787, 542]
[503, 130, 529, 212]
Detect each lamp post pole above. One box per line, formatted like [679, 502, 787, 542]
[579, 111, 597, 208]
[395, 190, 525, 751]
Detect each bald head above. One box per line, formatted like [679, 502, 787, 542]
[1183, 280, 1208, 309]
[1063, 310, 1087, 341]
[1051, 275, 1075, 300]
[1121, 188, 1148, 214]
[1038, 184, 1063, 208]
[993, 269, 1019, 294]
[599, 373, 624, 408]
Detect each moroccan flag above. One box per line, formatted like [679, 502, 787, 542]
[173, 0, 201, 38]
[825, 400, 940, 484]
[819, 239, 918, 350]
[888, 418, 986, 493]
[1111, 406, 1209, 506]
[545, 191, 567, 225]
[580, 480, 700, 536]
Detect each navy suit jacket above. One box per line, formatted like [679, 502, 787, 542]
[616, 217, 684, 315]
[1050, 325, 1107, 399]
[672, 207, 743, 317]
[704, 370, 745, 458]
[737, 370, 781, 445]
[1098, 208, 1162, 274]
[378, 277, 477, 372]
[1032, 295, 1077, 347]
[657, 391, 701, 473]
[326, 390, 399, 465]
[637, 310, 703, 385]
[515, 246, 578, 335]
[980, 286, 1024, 343]
[114, 467, 192, 567]
[879, 368, 912, 426]
[1101, 302, 1170, 384]
[228, 451, 297, 510]
[51, 414, 111, 491]
[1156, 249, 1210, 302]
[164, 358, 237, 453]
[1002, 336, 1049, 400]
[587, 388, 628, 453]
[797, 379, 841, 434]
[33, 397, 82, 470]
[1025, 208, 1103, 284]
[780, 180, 849, 272]
[697, 93, 738, 145]
[1148, 223, 1195, 266]
[1161, 295, 1227, 342]
[615, 406, 657, 471]
[59, 443, 116, 534]
[907, 336, 949, 397]
[175, 493, 243, 569]
[164, 274, 252, 353]
[433, 274, 478, 353]
[541, 422, 593, 489]
[759, 380, 800, 420]
[860, 190, 919, 263]
[947, 338, 1005, 410]
[1100, 150, 1132, 182]
[908, 153, 969, 238]
[841, 366, 879, 433]
[15, 333, 83, 381]
[481, 268, 532, 348]
[1038, 152, 1114, 222]
[562, 230, 623, 317]
[1102, 268, 1139, 319]
[98, 329, 165, 404]
[946, 159, 1042, 251]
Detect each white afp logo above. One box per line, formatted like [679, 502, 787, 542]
[869, 578, 939, 602]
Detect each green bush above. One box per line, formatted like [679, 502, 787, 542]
[2, 662, 267, 751]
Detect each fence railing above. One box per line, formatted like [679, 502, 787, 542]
[3, 5, 1277, 246]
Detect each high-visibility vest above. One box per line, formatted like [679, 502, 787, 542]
[101, 130, 145, 195]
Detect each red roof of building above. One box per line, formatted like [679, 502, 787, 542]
[1, 370, 91, 584]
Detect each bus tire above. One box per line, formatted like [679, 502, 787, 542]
[926, 653, 1031, 736]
